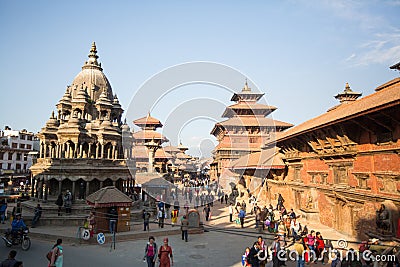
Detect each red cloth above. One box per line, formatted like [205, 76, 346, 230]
[397, 219, 400, 238]
[159, 245, 173, 267]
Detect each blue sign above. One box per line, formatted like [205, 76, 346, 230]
[97, 233, 105, 245]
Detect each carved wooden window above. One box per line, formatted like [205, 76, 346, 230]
[293, 166, 301, 182]
[334, 166, 348, 184]
[353, 173, 370, 190]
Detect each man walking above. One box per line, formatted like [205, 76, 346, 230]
[229, 203, 234, 222]
[143, 209, 150, 231]
[0, 250, 17, 267]
[181, 215, 189, 242]
[238, 207, 246, 228]
[203, 204, 211, 222]
[31, 203, 42, 228]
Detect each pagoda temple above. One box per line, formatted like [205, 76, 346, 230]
[210, 81, 293, 183]
[132, 113, 169, 173]
[30, 43, 133, 201]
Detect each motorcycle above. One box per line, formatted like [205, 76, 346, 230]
[2, 227, 31, 250]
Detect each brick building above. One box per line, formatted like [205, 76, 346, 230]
[265, 68, 400, 239]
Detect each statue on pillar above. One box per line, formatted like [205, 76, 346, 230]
[376, 204, 392, 233]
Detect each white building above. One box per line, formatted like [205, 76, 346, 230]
[0, 126, 39, 182]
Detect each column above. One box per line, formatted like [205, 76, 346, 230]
[112, 145, 116, 159]
[148, 149, 155, 173]
[55, 144, 59, 158]
[113, 180, 116, 187]
[101, 144, 104, 159]
[43, 144, 47, 158]
[72, 181, 76, 200]
[30, 177, 35, 198]
[107, 146, 111, 159]
[86, 181, 90, 197]
[38, 180, 43, 200]
[39, 143, 43, 158]
[66, 143, 70, 159]
[43, 180, 49, 202]
[58, 180, 62, 196]
[100, 181, 103, 188]
[95, 144, 99, 159]
[79, 143, 83, 158]
[87, 144, 92, 158]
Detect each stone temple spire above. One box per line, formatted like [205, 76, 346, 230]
[242, 78, 251, 92]
[83, 42, 102, 70]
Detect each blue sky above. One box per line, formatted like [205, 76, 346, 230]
[1, 0, 399, 157]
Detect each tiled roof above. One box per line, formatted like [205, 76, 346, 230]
[132, 130, 168, 141]
[229, 148, 285, 169]
[163, 145, 180, 153]
[133, 114, 163, 127]
[86, 186, 132, 207]
[275, 78, 400, 143]
[222, 103, 277, 117]
[213, 117, 293, 129]
[155, 149, 173, 159]
[132, 146, 149, 158]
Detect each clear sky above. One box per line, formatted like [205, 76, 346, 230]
[1, 0, 399, 157]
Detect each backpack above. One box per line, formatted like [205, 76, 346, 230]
[46, 247, 59, 262]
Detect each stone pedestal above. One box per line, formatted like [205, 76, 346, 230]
[299, 208, 320, 222]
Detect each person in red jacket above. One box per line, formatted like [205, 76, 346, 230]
[314, 232, 325, 264]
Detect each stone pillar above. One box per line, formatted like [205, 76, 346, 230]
[66, 143, 70, 159]
[38, 179, 43, 200]
[95, 144, 99, 159]
[72, 181, 76, 200]
[79, 143, 83, 158]
[43, 180, 49, 202]
[86, 181, 90, 197]
[112, 145, 116, 159]
[101, 144, 104, 159]
[100, 181, 103, 188]
[148, 149, 155, 173]
[43, 144, 47, 158]
[56, 144, 59, 158]
[113, 180, 116, 186]
[107, 147, 111, 159]
[87, 144, 92, 159]
[39, 143, 43, 158]
[58, 180, 62, 196]
[30, 177, 35, 198]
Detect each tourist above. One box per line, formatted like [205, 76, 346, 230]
[307, 230, 316, 262]
[63, 191, 72, 214]
[257, 236, 267, 267]
[87, 211, 96, 236]
[55, 194, 63, 216]
[314, 232, 325, 264]
[241, 200, 247, 212]
[49, 238, 63, 267]
[184, 201, 189, 214]
[247, 242, 261, 267]
[108, 207, 118, 234]
[0, 250, 17, 267]
[203, 204, 211, 222]
[171, 208, 179, 227]
[242, 247, 251, 267]
[277, 193, 285, 211]
[31, 203, 42, 228]
[181, 215, 189, 242]
[143, 209, 150, 231]
[225, 194, 228, 205]
[290, 218, 301, 239]
[158, 237, 173, 267]
[293, 237, 305, 267]
[239, 207, 246, 228]
[229, 203, 234, 222]
[278, 221, 287, 239]
[271, 235, 283, 267]
[144, 236, 157, 267]
[13, 261, 23, 267]
[289, 208, 296, 219]
[158, 207, 165, 228]
[0, 200, 7, 224]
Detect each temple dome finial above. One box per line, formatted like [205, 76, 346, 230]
[334, 82, 362, 104]
[242, 78, 251, 92]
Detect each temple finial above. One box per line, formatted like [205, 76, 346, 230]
[242, 78, 251, 92]
[85, 42, 100, 67]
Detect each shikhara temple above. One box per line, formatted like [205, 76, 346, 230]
[30, 43, 202, 203]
